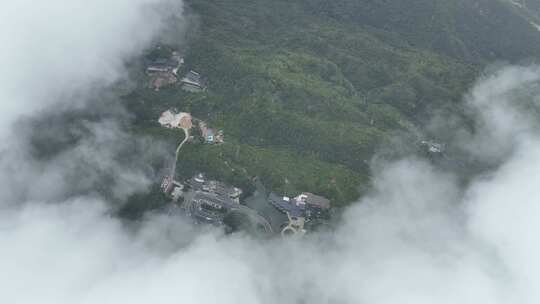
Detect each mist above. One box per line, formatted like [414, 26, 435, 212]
[2, 1, 540, 304]
[0, 0, 180, 206]
[0, 0, 180, 140]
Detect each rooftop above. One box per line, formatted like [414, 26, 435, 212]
[188, 174, 242, 201]
[268, 193, 305, 218]
[181, 70, 205, 90]
[296, 192, 331, 209]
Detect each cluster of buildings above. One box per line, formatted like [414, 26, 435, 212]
[161, 173, 243, 226]
[185, 174, 244, 225]
[188, 173, 243, 203]
[157, 110, 225, 144]
[145, 50, 183, 91]
[145, 49, 206, 92]
[160, 172, 331, 237]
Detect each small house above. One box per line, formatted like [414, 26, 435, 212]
[181, 70, 205, 92]
[161, 176, 184, 202]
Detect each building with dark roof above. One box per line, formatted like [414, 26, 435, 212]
[267, 191, 331, 222]
[268, 193, 304, 218]
[189, 192, 234, 225]
[296, 192, 330, 209]
[181, 70, 205, 92]
[187, 173, 242, 203]
[146, 58, 180, 74]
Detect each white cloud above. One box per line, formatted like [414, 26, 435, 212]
[3, 64, 540, 302]
[0, 0, 180, 141]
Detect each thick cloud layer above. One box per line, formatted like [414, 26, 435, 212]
[0, 0, 178, 140]
[2, 2, 540, 304]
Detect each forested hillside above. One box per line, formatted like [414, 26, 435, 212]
[125, 0, 540, 206]
[306, 0, 540, 62]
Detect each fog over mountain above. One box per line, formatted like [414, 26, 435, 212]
[2, 1, 540, 304]
[0, 0, 180, 138]
[0, 0, 181, 205]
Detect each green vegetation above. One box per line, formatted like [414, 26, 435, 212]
[124, 0, 540, 207]
[118, 185, 170, 220]
[175, 142, 362, 206]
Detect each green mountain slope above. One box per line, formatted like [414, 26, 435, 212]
[126, 0, 540, 206]
[305, 0, 540, 62]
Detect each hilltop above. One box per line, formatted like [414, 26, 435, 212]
[124, 0, 540, 210]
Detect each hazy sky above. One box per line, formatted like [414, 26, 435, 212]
[1, 1, 540, 304]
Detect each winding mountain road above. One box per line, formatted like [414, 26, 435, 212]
[230, 205, 274, 234]
[170, 127, 189, 178]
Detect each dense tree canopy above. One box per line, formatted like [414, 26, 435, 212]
[125, 0, 540, 206]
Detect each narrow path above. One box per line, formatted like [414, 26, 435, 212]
[170, 127, 189, 178]
[166, 124, 272, 234]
